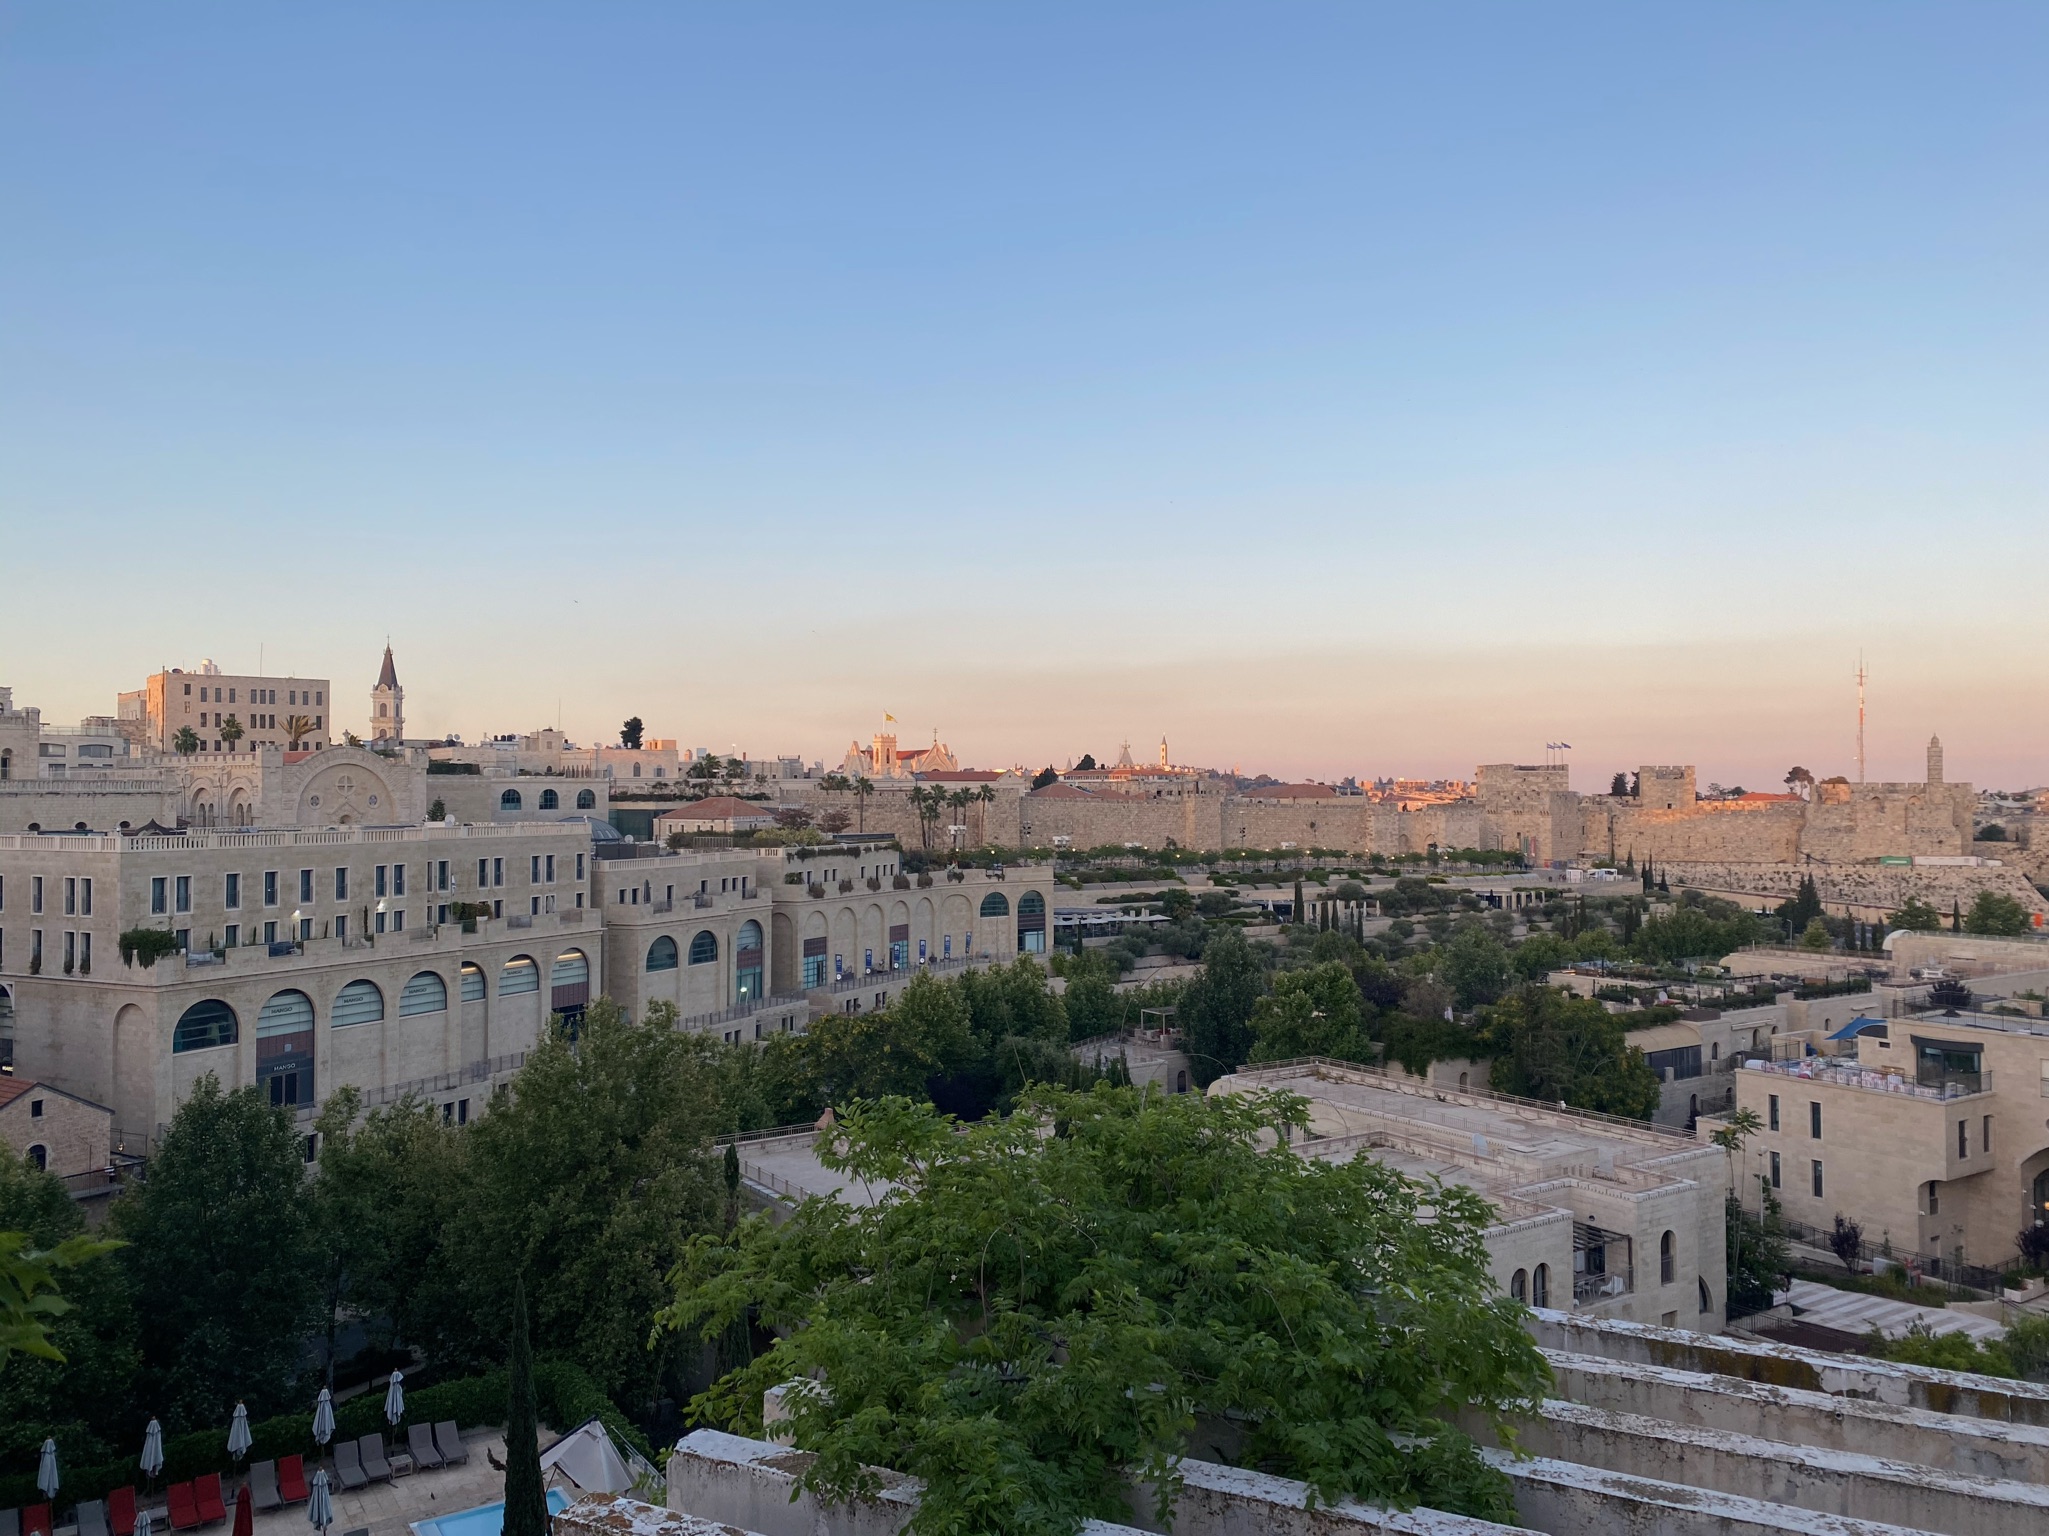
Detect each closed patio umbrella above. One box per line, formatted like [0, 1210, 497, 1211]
[312, 1388, 335, 1449]
[36, 1439, 59, 1500]
[228, 1403, 253, 1463]
[141, 1420, 165, 1483]
[304, 1470, 333, 1536]
[232, 1484, 253, 1536]
[135, 1512, 153, 1536]
[382, 1371, 404, 1427]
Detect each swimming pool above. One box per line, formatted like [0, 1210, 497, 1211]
[410, 1487, 573, 1536]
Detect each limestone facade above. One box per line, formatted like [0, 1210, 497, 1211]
[0, 1077, 112, 1180]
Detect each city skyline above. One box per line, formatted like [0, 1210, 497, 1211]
[4, 7, 2044, 788]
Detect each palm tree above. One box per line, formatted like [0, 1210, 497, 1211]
[852, 776, 874, 833]
[946, 789, 972, 849]
[907, 786, 938, 849]
[283, 714, 314, 749]
[172, 726, 200, 755]
[218, 715, 244, 751]
[975, 784, 997, 844]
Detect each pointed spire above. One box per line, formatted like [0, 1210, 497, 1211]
[376, 644, 399, 690]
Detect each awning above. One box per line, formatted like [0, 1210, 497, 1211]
[539, 1418, 635, 1495]
[1623, 1022, 1701, 1053]
[1826, 1016, 1889, 1041]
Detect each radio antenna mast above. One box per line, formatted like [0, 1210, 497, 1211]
[1856, 656, 1867, 784]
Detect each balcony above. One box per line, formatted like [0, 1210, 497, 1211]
[1741, 1058, 1992, 1102]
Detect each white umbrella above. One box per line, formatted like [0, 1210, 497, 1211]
[141, 1419, 165, 1481]
[36, 1438, 59, 1500]
[305, 1469, 333, 1536]
[136, 1512, 154, 1536]
[382, 1371, 404, 1427]
[312, 1388, 335, 1448]
[228, 1402, 253, 1462]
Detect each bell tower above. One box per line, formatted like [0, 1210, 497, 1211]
[370, 644, 404, 744]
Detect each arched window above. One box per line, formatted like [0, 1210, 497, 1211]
[1698, 1277, 1713, 1314]
[632, 763, 641, 778]
[499, 955, 540, 994]
[461, 963, 486, 1002]
[979, 891, 1010, 917]
[738, 920, 763, 951]
[257, 990, 315, 1106]
[1532, 1264, 1550, 1308]
[1458, 1071, 1471, 1091]
[736, 922, 764, 1002]
[689, 931, 718, 965]
[1175, 1069, 1188, 1093]
[173, 999, 238, 1053]
[27, 1144, 48, 1171]
[1016, 889, 1045, 953]
[576, 789, 596, 810]
[551, 951, 589, 990]
[332, 980, 386, 1026]
[1511, 1269, 1528, 1303]
[1660, 1230, 1676, 1285]
[647, 935, 679, 972]
[401, 971, 448, 1016]
[259, 990, 314, 1035]
[539, 789, 559, 810]
[500, 789, 522, 810]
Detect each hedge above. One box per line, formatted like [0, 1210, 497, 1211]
[0, 1360, 653, 1512]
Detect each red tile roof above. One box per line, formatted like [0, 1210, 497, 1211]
[917, 771, 1003, 783]
[1028, 783, 1095, 799]
[0, 1079, 36, 1110]
[1245, 783, 1337, 799]
[654, 796, 774, 822]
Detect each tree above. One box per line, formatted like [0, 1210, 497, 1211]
[1177, 928, 1266, 1085]
[171, 726, 199, 756]
[1478, 986, 1660, 1119]
[689, 753, 723, 784]
[773, 806, 814, 831]
[1886, 897, 1941, 932]
[1440, 927, 1511, 1010]
[1060, 954, 1125, 1041]
[1798, 917, 1832, 952]
[851, 776, 874, 833]
[1074, 753, 1097, 772]
[1633, 902, 1759, 963]
[1829, 1213, 1863, 1274]
[502, 1277, 548, 1536]
[1773, 877, 1824, 940]
[218, 715, 243, 749]
[1159, 887, 1194, 923]
[1976, 823, 2008, 842]
[1030, 766, 1057, 790]
[818, 808, 853, 835]
[1784, 766, 1814, 797]
[435, 1000, 724, 1399]
[427, 797, 447, 822]
[1610, 772, 1629, 797]
[1963, 890, 2032, 936]
[620, 717, 644, 750]
[282, 715, 314, 749]
[1247, 962, 1368, 1063]
[111, 1076, 317, 1426]
[660, 1088, 1547, 1533]
[1509, 931, 1571, 980]
[1725, 1188, 1792, 1317]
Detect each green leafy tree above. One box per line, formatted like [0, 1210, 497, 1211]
[502, 1277, 548, 1536]
[619, 717, 644, 750]
[1510, 931, 1571, 980]
[1060, 953, 1125, 1041]
[956, 957, 1067, 1046]
[1030, 766, 1057, 790]
[852, 775, 874, 832]
[427, 797, 447, 821]
[1886, 897, 1942, 932]
[111, 1076, 317, 1426]
[1176, 928, 1266, 1085]
[1073, 753, 1097, 772]
[435, 1000, 724, 1400]
[282, 714, 314, 749]
[1478, 986, 1659, 1119]
[218, 715, 243, 749]
[1963, 890, 2032, 936]
[171, 726, 200, 755]
[1725, 1188, 1792, 1317]
[660, 1088, 1548, 1533]
[0, 1159, 131, 1465]
[1440, 927, 1511, 1010]
[1798, 917, 1833, 952]
[1247, 962, 1368, 1063]
[1774, 877, 1824, 940]
[1633, 902, 1760, 963]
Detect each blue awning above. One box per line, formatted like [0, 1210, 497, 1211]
[1827, 1016, 1889, 1041]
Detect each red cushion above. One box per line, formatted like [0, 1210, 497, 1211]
[109, 1487, 138, 1536]
[23, 1505, 52, 1536]
[193, 1474, 226, 1524]
[168, 1484, 200, 1531]
[276, 1455, 308, 1502]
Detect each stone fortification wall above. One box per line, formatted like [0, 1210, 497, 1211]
[1798, 782, 1973, 862]
[1584, 800, 1806, 866]
[0, 779, 178, 836]
[1664, 860, 2049, 921]
[1579, 780, 1977, 868]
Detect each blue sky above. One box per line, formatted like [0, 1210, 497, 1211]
[4, 5, 2044, 787]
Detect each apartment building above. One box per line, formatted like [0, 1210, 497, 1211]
[121, 664, 334, 753]
[1724, 1005, 2049, 1270]
[0, 821, 596, 1141]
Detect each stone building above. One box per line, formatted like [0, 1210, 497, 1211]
[0, 1076, 112, 1181]
[119, 662, 334, 754]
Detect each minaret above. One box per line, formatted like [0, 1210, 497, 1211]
[370, 645, 404, 744]
[1926, 735, 1943, 786]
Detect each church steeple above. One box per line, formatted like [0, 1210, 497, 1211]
[370, 644, 404, 744]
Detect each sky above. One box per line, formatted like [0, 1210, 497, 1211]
[3, 5, 2044, 790]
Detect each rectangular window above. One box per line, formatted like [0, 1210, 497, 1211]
[64, 877, 76, 916]
[31, 877, 43, 915]
[545, 854, 555, 883]
[392, 909, 404, 932]
[531, 855, 541, 883]
[64, 931, 75, 972]
[1984, 1115, 1993, 1156]
[264, 920, 277, 943]
[224, 924, 239, 948]
[492, 899, 502, 919]
[1958, 1119, 1968, 1158]
[176, 928, 189, 952]
[298, 916, 312, 941]
[334, 867, 348, 900]
[478, 858, 489, 888]
[300, 868, 314, 903]
[375, 909, 387, 935]
[1809, 1101, 1821, 1139]
[392, 864, 405, 897]
[224, 872, 241, 909]
[175, 875, 191, 913]
[1768, 1094, 1779, 1131]
[335, 914, 347, 942]
[1811, 1160, 1824, 1199]
[264, 870, 278, 906]
[530, 896, 540, 916]
[437, 860, 449, 891]
[151, 877, 166, 914]
[575, 892, 582, 907]
[375, 865, 388, 898]
[576, 853, 585, 880]
[80, 878, 91, 917]
[493, 858, 504, 887]
[1769, 1151, 1781, 1189]
[31, 930, 43, 971]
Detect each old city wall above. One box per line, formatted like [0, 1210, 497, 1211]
[0, 780, 177, 836]
[1582, 800, 1806, 866]
[1799, 783, 1973, 862]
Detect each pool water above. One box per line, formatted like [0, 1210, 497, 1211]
[411, 1487, 573, 1536]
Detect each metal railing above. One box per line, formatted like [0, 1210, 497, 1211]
[294, 1051, 531, 1119]
[1741, 1057, 1992, 1102]
[1574, 1266, 1634, 1304]
[1224, 1058, 1695, 1139]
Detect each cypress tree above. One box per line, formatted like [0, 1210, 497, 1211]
[1294, 878, 1305, 926]
[503, 1278, 548, 1536]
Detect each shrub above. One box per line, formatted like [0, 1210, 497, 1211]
[118, 927, 181, 968]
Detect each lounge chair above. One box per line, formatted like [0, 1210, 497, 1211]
[276, 1456, 308, 1505]
[76, 1502, 110, 1536]
[21, 1511, 49, 1536]
[245, 1462, 280, 1515]
[332, 1442, 366, 1492]
[166, 1485, 199, 1533]
[404, 1425, 442, 1472]
[356, 1435, 392, 1484]
[107, 1488, 137, 1536]
[192, 1476, 225, 1527]
[431, 1424, 466, 1466]
[0, 1508, 17, 1536]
